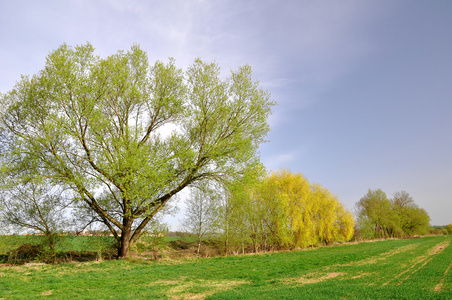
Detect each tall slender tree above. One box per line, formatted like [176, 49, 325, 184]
[180, 186, 221, 254]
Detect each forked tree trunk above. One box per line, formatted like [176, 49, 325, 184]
[116, 208, 163, 258]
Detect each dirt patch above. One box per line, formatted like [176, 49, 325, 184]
[428, 241, 450, 256]
[10, 267, 26, 272]
[352, 272, 372, 279]
[380, 244, 418, 257]
[24, 263, 46, 267]
[152, 280, 180, 285]
[149, 278, 248, 299]
[339, 244, 418, 267]
[41, 290, 53, 296]
[284, 272, 346, 285]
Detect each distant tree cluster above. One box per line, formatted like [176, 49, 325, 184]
[429, 226, 449, 235]
[447, 224, 452, 235]
[355, 189, 430, 239]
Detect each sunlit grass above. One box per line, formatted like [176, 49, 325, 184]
[1, 236, 451, 299]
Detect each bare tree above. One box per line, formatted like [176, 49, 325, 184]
[180, 187, 221, 254]
[0, 178, 71, 253]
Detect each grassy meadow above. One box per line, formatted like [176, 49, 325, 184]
[1, 235, 452, 299]
[0, 235, 117, 254]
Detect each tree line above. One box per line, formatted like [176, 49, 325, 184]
[0, 43, 438, 259]
[181, 169, 355, 255]
[355, 189, 430, 239]
[181, 178, 436, 254]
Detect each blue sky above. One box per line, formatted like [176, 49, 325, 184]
[1, 0, 451, 226]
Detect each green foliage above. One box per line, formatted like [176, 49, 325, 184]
[429, 227, 448, 235]
[6, 243, 44, 264]
[0, 43, 274, 257]
[0, 235, 44, 254]
[355, 189, 430, 238]
[356, 189, 394, 238]
[0, 236, 451, 299]
[447, 224, 452, 235]
[0, 234, 116, 264]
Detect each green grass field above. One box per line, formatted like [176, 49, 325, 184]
[0, 235, 196, 255]
[0, 235, 117, 254]
[1, 236, 452, 299]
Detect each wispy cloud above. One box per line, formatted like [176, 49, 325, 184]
[263, 151, 300, 171]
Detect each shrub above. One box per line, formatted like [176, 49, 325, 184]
[8, 244, 44, 264]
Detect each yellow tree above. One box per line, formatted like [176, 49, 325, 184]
[310, 184, 339, 245]
[335, 203, 355, 241]
[230, 169, 355, 251]
[263, 170, 311, 248]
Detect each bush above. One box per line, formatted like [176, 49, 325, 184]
[447, 224, 452, 235]
[169, 240, 192, 250]
[133, 234, 168, 260]
[0, 235, 44, 254]
[0, 235, 118, 264]
[7, 244, 44, 264]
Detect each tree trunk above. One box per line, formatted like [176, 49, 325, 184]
[46, 233, 55, 252]
[241, 233, 245, 254]
[196, 227, 202, 255]
[224, 222, 229, 254]
[118, 226, 132, 258]
[197, 241, 201, 255]
[223, 204, 229, 255]
[45, 232, 56, 263]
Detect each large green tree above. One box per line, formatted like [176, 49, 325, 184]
[356, 189, 430, 238]
[392, 191, 430, 235]
[0, 43, 274, 257]
[355, 189, 395, 238]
